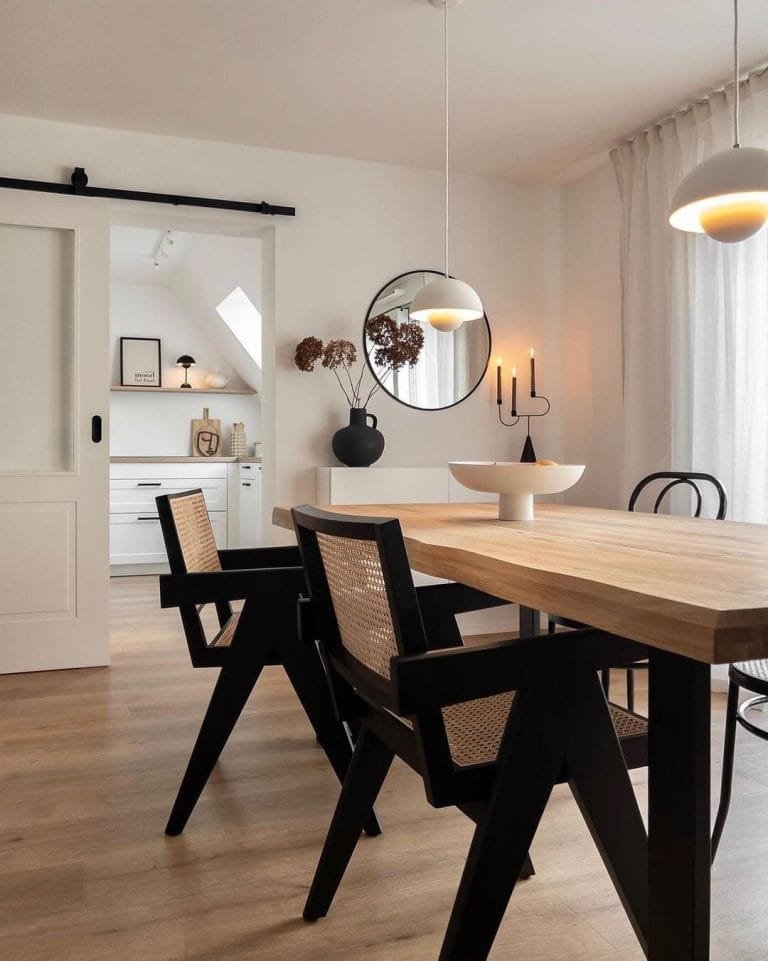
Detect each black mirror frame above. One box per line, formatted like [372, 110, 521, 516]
[363, 269, 493, 413]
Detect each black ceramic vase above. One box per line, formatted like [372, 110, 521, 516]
[332, 407, 385, 467]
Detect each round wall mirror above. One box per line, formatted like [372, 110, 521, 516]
[363, 270, 492, 411]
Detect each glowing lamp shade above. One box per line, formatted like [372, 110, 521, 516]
[409, 276, 484, 332]
[669, 146, 768, 243]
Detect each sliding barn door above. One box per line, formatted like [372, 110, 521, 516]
[0, 189, 109, 672]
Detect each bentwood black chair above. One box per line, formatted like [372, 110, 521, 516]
[711, 661, 768, 860]
[156, 489, 381, 837]
[548, 471, 727, 712]
[293, 505, 650, 961]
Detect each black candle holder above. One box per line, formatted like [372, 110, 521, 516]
[497, 392, 551, 462]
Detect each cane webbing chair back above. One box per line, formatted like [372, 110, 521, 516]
[156, 490, 235, 665]
[316, 531, 399, 679]
[168, 491, 222, 573]
[628, 471, 727, 519]
[294, 507, 428, 680]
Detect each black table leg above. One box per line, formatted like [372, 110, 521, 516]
[648, 650, 711, 961]
[519, 605, 540, 638]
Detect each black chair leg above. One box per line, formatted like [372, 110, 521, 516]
[278, 633, 382, 838]
[459, 801, 535, 880]
[567, 674, 648, 946]
[438, 675, 578, 961]
[712, 680, 739, 863]
[626, 668, 635, 713]
[304, 726, 394, 921]
[165, 627, 267, 836]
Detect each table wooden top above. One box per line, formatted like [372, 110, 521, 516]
[273, 501, 768, 665]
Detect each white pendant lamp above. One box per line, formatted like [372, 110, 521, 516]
[410, 0, 484, 332]
[669, 0, 768, 243]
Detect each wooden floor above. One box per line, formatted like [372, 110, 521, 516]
[0, 577, 767, 961]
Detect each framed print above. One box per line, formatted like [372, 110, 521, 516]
[120, 337, 161, 387]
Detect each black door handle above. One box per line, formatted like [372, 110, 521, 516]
[91, 415, 102, 443]
[137, 482, 162, 487]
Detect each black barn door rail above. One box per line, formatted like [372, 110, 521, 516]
[0, 167, 295, 217]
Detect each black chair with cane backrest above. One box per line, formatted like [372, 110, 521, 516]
[156, 489, 381, 837]
[293, 505, 651, 961]
[548, 471, 727, 712]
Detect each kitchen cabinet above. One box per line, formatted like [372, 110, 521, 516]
[229, 463, 262, 548]
[110, 461, 228, 569]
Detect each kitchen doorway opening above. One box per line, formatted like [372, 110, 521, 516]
[107, 210, 275, 588]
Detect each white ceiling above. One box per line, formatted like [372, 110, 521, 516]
[1, 0, 767, 182]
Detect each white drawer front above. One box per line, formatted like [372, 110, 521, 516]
[110, 462, 229, 480]
[110, 510, 227, 565]
[110, 478, 227, 513]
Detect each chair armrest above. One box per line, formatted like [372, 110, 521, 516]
[416, 583, 510, 650]
[416, 582, 508, 616]
[392, 629, 647, 714]
[159, 566, 305, 607]
[218, 545, 301, 570]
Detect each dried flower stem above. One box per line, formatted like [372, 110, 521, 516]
[332, 368, 353, 406]
[343, 365, 359, 406]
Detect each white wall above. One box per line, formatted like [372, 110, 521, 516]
[562, 162, 625, 508]
[0, 112, 565, 541]
[110, 282, 260, 455]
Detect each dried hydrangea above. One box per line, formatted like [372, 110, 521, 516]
[294, 335, 364, 407]
[294, 336, 323, 372]
[321, 339, 357, 370]
[293, 316, 424, 410]
[365, 315, 424, 371]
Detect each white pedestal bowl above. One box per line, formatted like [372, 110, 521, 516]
[448, 462, 586, 520]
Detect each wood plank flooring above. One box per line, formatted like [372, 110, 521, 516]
[0, 576, 766, 961]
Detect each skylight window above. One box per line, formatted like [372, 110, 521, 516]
[215, 286, 262, 367]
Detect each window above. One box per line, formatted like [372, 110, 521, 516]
[215, 286, 261, 368]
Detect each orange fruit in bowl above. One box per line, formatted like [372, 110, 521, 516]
[534, 459, 559, 466]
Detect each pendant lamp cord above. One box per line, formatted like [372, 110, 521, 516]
[733, 0, 740, 148]
[443, 0, 450, 277]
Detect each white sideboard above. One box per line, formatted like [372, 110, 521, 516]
[316, 467, 497, 506]
[315, 467, 513, 636]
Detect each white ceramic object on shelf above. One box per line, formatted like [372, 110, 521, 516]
[204, 372, 230, 389]
[448, 461, 585, 521]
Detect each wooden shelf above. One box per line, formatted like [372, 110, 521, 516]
[111, 386, 257, 395]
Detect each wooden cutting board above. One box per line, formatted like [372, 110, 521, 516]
[191, 408, 222, 457]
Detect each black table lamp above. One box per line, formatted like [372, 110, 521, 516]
[176, 355, 196, 388]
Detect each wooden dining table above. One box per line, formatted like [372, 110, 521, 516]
[273, 500, 768, 961]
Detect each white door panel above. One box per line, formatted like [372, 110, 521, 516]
[0, 190, 109, 673]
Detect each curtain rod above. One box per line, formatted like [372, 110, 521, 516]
[0, 167, 296, 217]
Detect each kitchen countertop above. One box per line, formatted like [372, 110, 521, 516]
[110, 456, 261, 464]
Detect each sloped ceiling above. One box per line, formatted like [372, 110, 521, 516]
[110, 226, 262, 392]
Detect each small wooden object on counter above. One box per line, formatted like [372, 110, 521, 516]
[191, 408, 222, 458]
